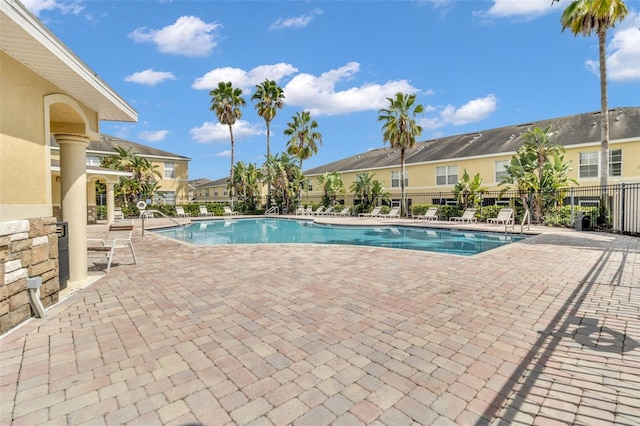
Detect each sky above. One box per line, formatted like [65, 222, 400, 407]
[24, 0, 640, 181]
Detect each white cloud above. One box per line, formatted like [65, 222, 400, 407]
[421, 95, 498, 129]
[270, 9, 324, 31]
[138, 130, 169, 143]
[129, 16, 221, 57]
[588, 11, 640, 81]
[192, 63, 299, 92]
[189, 120, 264, 144]
[216, 150, 231, 158]
[476, 0, 555, 20]
[125, 69, 176, 86]
[283, 62, 420, 116]
[21, 0, 83, 16]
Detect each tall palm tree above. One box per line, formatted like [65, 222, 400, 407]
[377, 92, 423, 217]
[285, 111, 322, 170]
[252, 80, 285, 208]
[557, 0, 628, 187]
[210, 81, 246, 208]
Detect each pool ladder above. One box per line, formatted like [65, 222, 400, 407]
[265, 206, 279, 217]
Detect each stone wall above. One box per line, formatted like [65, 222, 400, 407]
[0, 217, 59, 334]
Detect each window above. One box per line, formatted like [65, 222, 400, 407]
[391, 171, 408, 188]
[164, 162, 175, 179]
[163, 191, 176, 205]
[86, 155, 101, 166]
[609, 149, 622, 177]
[495, 160, 510, 182]
[436, 165, 458, 185]
[205, 189, 209, 197]
[214, 190, 218, 197]
[579, 152, 599, 178]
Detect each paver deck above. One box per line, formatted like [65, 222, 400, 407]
[1, 218, 639, 425]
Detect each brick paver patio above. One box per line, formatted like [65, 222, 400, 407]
[1, 221, 639, 425]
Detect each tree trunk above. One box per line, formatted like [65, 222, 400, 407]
[598, 29, 610, 188]
[400, 148, 406, 217]
[266, 121, 271, 209]
[229, 124, 234, 209]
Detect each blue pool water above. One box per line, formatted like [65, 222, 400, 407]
[153, 218, 526, 256]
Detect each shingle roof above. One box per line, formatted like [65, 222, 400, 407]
[303, 107, 640, 175]
[50, 134, 190, 161]
[192, 177, 228, 188]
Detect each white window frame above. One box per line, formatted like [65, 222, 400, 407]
[163, 191, 176, 205]
[609, 149, 622, 177]
[436, 165, 458, 186]
[494, 160, 510, 183]
[164, 162, 175, 179]
[579, 152, 599, 178]
[579, 149, 622, 179]
[391, 171, 408, 188]
[86, 155, 101, 167]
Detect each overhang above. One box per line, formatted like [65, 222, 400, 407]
[0, 0, 137, 123]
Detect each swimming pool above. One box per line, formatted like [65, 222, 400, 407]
[153, 218, 526, 256]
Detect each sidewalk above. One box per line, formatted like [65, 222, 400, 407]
[1, 228, 638, 425]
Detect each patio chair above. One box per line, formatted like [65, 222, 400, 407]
[223, 206, 238, 216]
[449, 208, 477, 224]
[198, 205, 214, 217]
[337, 206, 351, 217]
[312, 206, 325, 215]
[304, 206, 314, 215]
[415, 207, 439, 221]
[87, 220, 137, 273]
[378, 207, 400, 219]
[359, 206, 382, 218]
[175, 206, 191, 217]
[322, 206, 336, 215]
[295, 206, 306, 215]
[114, 207, 124, 220]
[487, 208, 514, 226]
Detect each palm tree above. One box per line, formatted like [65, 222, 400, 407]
[316, 171, 345, 207]
[452, 169, 487, 209]
[252, 80, 285, 208]
[210, 81, 246, 208]
[377, 92, 423, 217]
[285, 111, 322, 170]
[557, 0, 628, 187]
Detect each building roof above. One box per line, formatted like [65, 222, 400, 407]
[50, 134, 191, 161]
[0, 0, 137, 123]
[191, 177, 228, 188]
[304, 107, 640, 176]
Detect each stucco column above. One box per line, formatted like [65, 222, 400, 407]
[57, 133, 89, 283]
[106, 181, 115, 224]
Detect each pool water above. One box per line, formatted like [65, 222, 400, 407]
[153, 218, 526, 256]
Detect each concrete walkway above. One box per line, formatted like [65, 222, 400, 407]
[1, 220, 639, 425]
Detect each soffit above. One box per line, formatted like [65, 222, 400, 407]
[0, 0, 137, 123]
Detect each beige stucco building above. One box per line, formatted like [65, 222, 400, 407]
[1, 0, 137, 332]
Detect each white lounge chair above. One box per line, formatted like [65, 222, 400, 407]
[337, 206, 351, 216]
[487, 208, 514, 226]
[359, 206, 382, 218]
[449, 208, 477, 224]
[88, 221, 137, 273]
[295, 206, 306, 215]
[198, 205, 214, 217]
[114, 207, 124, 220]
[175, 206, 191, 217]
[223, 206, 238, 216]
[312, 206, 325, 215]
[378, 207, 400, 219]
[322, 206, 335, 215]
[303, 206, 314, 215]
[415, 207, 439, 221]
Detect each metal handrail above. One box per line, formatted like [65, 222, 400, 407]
[520, 210, 531, 234]
[140, 209, 188, 236]
[265, 206, 279, 216]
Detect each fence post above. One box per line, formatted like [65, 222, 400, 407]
[620, 183, 626, 235]
[570, 187, 575, 226]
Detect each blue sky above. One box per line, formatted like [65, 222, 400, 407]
[25, 0, 640, 181]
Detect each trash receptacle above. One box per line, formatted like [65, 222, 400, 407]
[574, 212, 591, 232]
[56, 222, 69, 289]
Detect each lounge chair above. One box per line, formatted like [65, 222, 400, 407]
[303, 206, 314, 215]
[378, 207, 400, 219]
[415, 207, 439, 221]
[175, 206, 191, 217]
[295, 206, 306, 215]
[337, 206, 351, 217]
[114, 207, 124, 220]
[449, 208, 477, 224]
[198, 205, 214, 217]
[88, 221, 137, 273]
[223, 206, 238, 216]
[487, 208, 514, 226]
[312, 206, 325, 215]
[322, 206, 335, 215]
[359, 206, 382, 218]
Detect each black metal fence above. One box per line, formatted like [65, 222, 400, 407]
[317, 183, 640, 236]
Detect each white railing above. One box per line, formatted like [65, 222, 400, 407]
[265, 206, 279, 216]
[520, 210, 531, 234]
